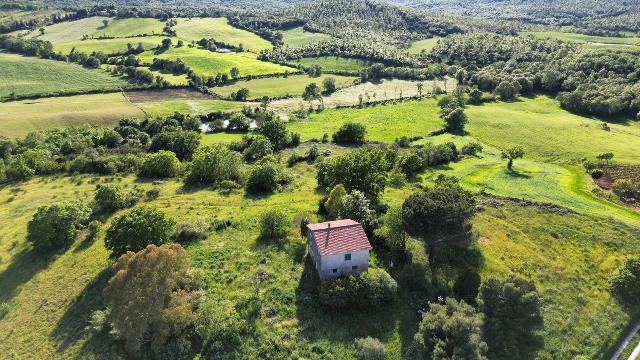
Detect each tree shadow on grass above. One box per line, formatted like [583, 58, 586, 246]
[294, 256, 407, 346]
[0, 248, 52, 303]
[51, 268, 112, 354]
[505, 169, 532, 179]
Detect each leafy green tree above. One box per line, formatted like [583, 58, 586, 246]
[242, 135, 273, 162]
[258, 116, 289, 149]
[468, 88, 483, 104]
[94, 184, 126, 213]
[414, 298, 487, 360]
[402, 186, 476, 277]
[495, 81, 518, 101]
[161, 38, 172, 48]
[259, 209, 289, 241]
[27, 201, 91, 249]
[355, 337, 385, 360]
[322, 77, 337, 95]
[227, 113, 251, 132]
[150, 131, 201, 161]
[443, 107, 468, 134]
[104, 244, 203, 355]
[479, 276, 544, 360]
[609, 257, 640, 307]
[140, 150, 181, 178]
[340, 191, 377, 231]
[316, 149, 388, 201]
[501, 146, 525, 170]
[105, 207, 176, 258]
[332, 122, 366, 145]
[324, 184, 347, 219]
[596, 152, 614, 164]
[232, 88, 250, 101]
[303, 82, 321, 101]
[230, 67, 240, 79]
[185, 145, 243, 186]
[246, 158, 289, 194]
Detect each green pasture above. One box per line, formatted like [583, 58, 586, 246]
[281, 27, 333, 47]
[24, 16, 110, 42]
[53, 36, 168, 55]
[0, 93, 144, 137]
[138, 98, 249, 118]
[465, 96, 640, 164]
[520, 31, 640, 50]
[93, 17, 165, 37]
[407, 37, 442, 54]
[174, 17, 273, 53]
[291, 56, 372, 73]
[211, 74, 357, 99]
[0, 52, 131, 100]
[138, 46, 295, 78]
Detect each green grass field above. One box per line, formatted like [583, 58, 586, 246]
[93, 17, 166, 37]
[138, 46, 295, 78]
[465, 96, 640, 163]
[211, 74, 357, 99]
[0, 93, 144, 137]
[291, 56, 372, 73]
[51, 36, 169, 55]
[138, 98, 248, 118]
[281, 27, 332, 47]
[408, 37, 442, 54]
[520, 31, 640, 50]
[0, 52, 131, 100]
[173, 17, 273, 53]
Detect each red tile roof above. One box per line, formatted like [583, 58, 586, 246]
[307, 219, 372, 256]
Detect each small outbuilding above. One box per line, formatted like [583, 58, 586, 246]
[306, 219, 372, 280]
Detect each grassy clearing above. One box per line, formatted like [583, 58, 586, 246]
[138, 98, 249, 118]
[174, 17, 272, 53]
[291, 56, 372, 72]
[211, 74, 357, 99]
[23, 16, 109, 43]
[269, 78, 455, 115]
[53, 36, 169, 55]
[287, 97, 442, 142]
[138, 46, 295, 78]
[407, 37, 442, 54]
[520, 31, 640, 50]
[93, 17, 165, 37]
[465, 96, 640, 163]
[0, 93, 144, 137]
[0, 52, 131, 100]
[281, 27, 332, 47]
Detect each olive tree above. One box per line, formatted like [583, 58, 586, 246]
[501, 146, 525, 171]
[105, 207, 176, 258]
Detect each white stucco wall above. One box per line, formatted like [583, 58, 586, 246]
[308, 232, 369, 280]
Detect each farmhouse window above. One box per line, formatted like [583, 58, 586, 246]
[332, 268, 338, 273]
[345, 253, 352, 261]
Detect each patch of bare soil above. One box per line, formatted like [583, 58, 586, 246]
[125, 88, 213, 103]
[596, 172, 614, 189]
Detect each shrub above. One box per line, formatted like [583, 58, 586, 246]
[316, 148, 388, 201]
[443, 107, 468, 134]
[227, 113, 251, 131]
[319, 269, 396, 309]
[140, 151, 181, 178]
[104, 244, 204, 355]
[324, 184, 347, 219]
[590, 169, 604, 179]
[415, 298, 487, 360]
[27, 201, 91, 249]
[243, 135, 273, 162]
[307, 145, 320, 161]
[185, 145, 243, 186]
[174, 220, 209, 244]
[399, 153, 423, 175]
[246, 159, 290, 194]
[461, 142, 483, 156]
[361, 268, 397, 306]
[332, 123, 366, 145]
[609, 257, 640, 306]
[86, 220, 102, 242]
[259, 209, 289, 241]
[397, 263, 428, 291]
[146, 188, 161, 200]
[105, 207, 176, 258]
[94, 184, 126, 213]
[355, 337, 385, 360]
[258, 116, 289, 149]
[340, 191, 377, 231]
[150, 131, 201, 161]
